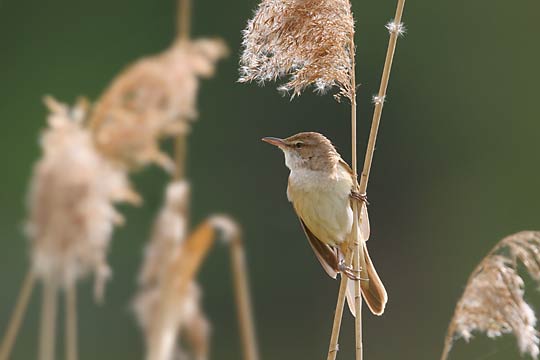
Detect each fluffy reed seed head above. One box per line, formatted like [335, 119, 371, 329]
[137, 181, 190, 288]
[239, 0, 355, 99]
[445, 231, 540, 358]
[133, 181, 210, 360]
[91, 38, 228, 171]
[26, 97, 139, 300]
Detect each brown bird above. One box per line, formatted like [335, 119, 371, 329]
[262, 132, 387, 316]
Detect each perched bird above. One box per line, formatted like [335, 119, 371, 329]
[262, 132, 387, 316]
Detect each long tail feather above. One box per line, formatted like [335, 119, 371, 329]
[360, 243, 387, 316]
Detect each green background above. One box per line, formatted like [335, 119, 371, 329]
[1, 0, 539, 359]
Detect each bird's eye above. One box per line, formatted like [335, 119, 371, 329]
[295, 142, 303, 149]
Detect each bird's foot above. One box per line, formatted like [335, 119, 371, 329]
[350, 191, 369, 205]
[338, 260, 362, 281]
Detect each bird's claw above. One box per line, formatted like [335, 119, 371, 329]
[350, 191, 369, 205]
[338, 260, 362, 281]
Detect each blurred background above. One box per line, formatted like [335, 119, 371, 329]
[1, 0, 540, 359]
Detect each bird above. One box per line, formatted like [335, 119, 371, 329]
[262, 131, 387, 316]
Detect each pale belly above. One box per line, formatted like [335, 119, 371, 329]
[288, 171, 353, 247]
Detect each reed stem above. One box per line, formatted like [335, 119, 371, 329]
[349, 34, 365, 360]
[0, 270, 36, 360]
[230, 235, 260, 360]
[39, 279, 58, 360]
[440, 333, 453, 360]
[174, 135, 187, 180]
[352, 208, 363, 360]
[358, 0, 406, 193]
[328, 0, 406, 357]
[327, 19, 363, 360]
[65, 283, 78, 360]
[327, 257, 350, 359]
[174, 0, 191, 181]
[178, 0, 191, 41]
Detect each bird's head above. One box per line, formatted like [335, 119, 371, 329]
[262, 132, 340, 171]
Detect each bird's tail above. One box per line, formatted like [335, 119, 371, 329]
[360, 243, 387, 315]
[345, 242, 387, 317]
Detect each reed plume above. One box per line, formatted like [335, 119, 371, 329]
[2, 4, 239, 360]
[28, 96, 139, 301]
[0, 97, 140, 360]
[135, 210, 248, 360]
[133, 181, 211, 360]
[90, 38, 228, 172]
[240, 0, 406, 358]
[441, 231, 540, 360]
[239, 0, 355, 99]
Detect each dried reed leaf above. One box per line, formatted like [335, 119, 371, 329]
[91, 38, 228, 171]
[26, 97, 138, 301]
[239, 0, 355, 99]
[443, 231, 540, 359]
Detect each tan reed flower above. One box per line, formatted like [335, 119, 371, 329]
[137, 181, 190, 287]
[26, 97, 140, 301]
[443, 231, 540, 359]
[90, 38, 228, 171]
[239, 0, 355, 99]
[133, 181, 211, 360]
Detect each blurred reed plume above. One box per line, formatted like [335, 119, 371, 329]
[441, 231, 540, 360]
[239, 0, 406, 358]
[29, 97, 139, 300]
[89, 38, 228, 172]
[127, 1, 258, 359]
[1, 1, 259, 360]
[0, 97, 140, 360]
[133, 181, 211, 360]
[239, 0, 355, 99]
[132, 182, 258, 360]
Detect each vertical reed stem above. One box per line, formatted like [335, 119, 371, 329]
[440, 334, 453, 360]
[349, 35, 365, 360]
[328, 0, 406, 357]
[65, 283, 78, 360]
[174, 136, 187, 180]
[327, 260, 350, 360]
[353, 245, 363, 360]
[230, 236, 260, 360]
[147, 295, 177, 360]
[174, 0, 191, 181]
[178, 0, 191, 42]
[39, 279, 57, 360]
[0, 270, 36, 360]
[327, 22, 363, 360]
[358, 0, 406, 193]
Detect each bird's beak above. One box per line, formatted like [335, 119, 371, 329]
[262, 137, 286, 148]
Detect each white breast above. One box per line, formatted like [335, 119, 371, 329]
[287, 165, 353, 247]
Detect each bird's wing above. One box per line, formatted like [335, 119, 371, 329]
[338, 158, 354, 177]
[358, 202, 370, 241]
[297, 216, 339, 279]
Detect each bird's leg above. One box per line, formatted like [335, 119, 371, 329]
[337, 248, 362, 281]
[350, 191, 369, 205]
[338, 260, 361, 280]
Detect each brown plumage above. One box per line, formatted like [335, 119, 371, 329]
[263, 132, 387, 316]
